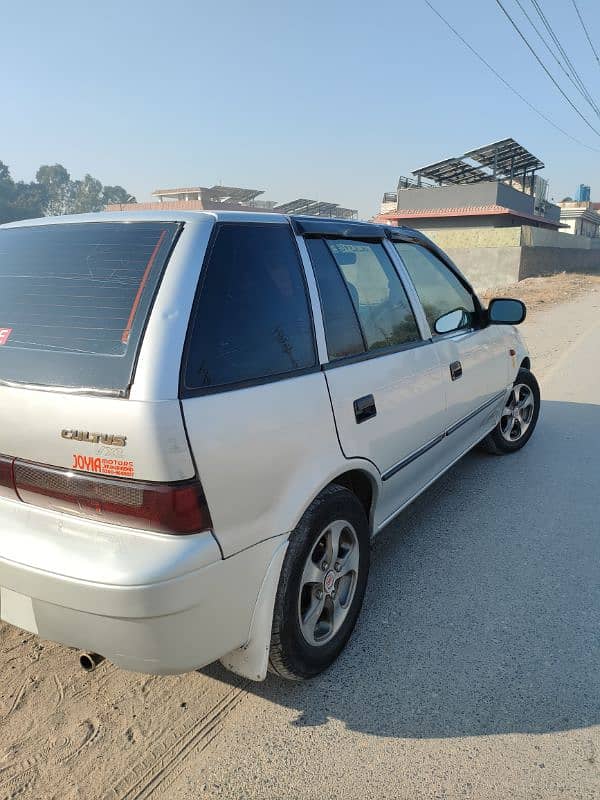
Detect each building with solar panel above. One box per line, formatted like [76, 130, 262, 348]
[373, 139, 600, 290]
[377, 138, 561, 232]
[105, 185, 358, 219]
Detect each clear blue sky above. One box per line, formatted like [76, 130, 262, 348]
[3, 0, 600, 217]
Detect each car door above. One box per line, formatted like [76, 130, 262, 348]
[392, 239, 510, 458]
[301, 232, 447, 529]
[180, 220, 344, 557]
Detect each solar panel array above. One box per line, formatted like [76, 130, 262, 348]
[411, 138, 544, 187]
[464, 139, 544, 176]
[273, 199, 357, 219]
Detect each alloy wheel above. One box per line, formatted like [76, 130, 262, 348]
[500, 383, 535, 442]
[297, 519, 360, 647]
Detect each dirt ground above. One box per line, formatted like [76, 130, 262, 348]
[0, 274, 598, 800]
[481, 271, 600, 315]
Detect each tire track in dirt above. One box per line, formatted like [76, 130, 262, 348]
[0, 766, 37, 800]
[0, 717, 102, 798]
[103, 681, 248, 800]
[0, 615, 252, 799]
[3, 677, 36, 719]
[51, 674, 64, 712]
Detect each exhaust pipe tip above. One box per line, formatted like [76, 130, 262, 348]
[79, 652, 105, 672]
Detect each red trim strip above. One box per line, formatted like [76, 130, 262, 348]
[121, 229, 167, 344]
[377, 205, 563, 227]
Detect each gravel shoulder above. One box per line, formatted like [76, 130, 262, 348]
[0, 281, 598, 800]
[486, 272, 600, 378]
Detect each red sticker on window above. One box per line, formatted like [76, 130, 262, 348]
[0, 328, 12, 346]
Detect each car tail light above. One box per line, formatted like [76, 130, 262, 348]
[0, 455, 17, 500]
[0, 454, 212, 534]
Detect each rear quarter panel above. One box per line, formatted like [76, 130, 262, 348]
[182, 373, 380, 557]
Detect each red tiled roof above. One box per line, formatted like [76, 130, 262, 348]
[376, 204, 560, 227]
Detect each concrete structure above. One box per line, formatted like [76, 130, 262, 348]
[415, 225, 600, 290]
[378, 139, 562, 244]
[558, 201, 600, 238]
[373, 137, 598, 289]
[377, 182, 562, 231]
[152, 185, 278, 211]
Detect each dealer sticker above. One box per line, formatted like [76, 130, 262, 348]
[0, 328, 13, 346]
[72, 454, 135, 478]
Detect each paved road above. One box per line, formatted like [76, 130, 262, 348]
[167, 289, 600, 800]
[0, 290, 598, 800]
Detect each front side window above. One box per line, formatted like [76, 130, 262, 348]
[326, 240, 420, 352]
[184, 223, 316, 391]
[393, 243, 477, 335]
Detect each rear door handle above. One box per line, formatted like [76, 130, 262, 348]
[449, 361, 463, 381]
[354, 394, 377, 424]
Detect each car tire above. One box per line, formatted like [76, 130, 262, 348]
[269, 484, 370, 681]
[480, 367, 540, 455]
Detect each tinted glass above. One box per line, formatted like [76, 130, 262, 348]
[306, 238, 365, 360]
[184, 223, 316, 391]
[0, 222, 179, 392]
[327, 240, 420, 352]
[394, 243, 476, 335]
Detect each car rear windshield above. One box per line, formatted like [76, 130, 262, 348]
[0, 221, 180, 393]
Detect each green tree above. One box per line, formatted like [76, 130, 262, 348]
[1, 160, 136, 221]
[102, 185, 135, 205]
[0, 161, 47, 223]
[71, 174, 104, 213]
[0, 162, 14, 222]
[11, 181, 47, 220]
[36, 164, 73, 216]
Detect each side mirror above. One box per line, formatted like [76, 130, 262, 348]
[434, 308, 468, 335]
[487, 298, 526, 325]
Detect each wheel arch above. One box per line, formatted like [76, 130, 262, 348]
[219, 461, 381, 682]
[325, 468, 379, 533]
[295, 461, 381, 537]
[520, 356, 531, 371]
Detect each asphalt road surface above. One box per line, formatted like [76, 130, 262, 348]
[0, 289, 598, 800]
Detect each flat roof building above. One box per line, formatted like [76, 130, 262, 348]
[376, 138, 561, 231]
[106, 184, 357, 219]
[376, 181, 561, 231]
[558, 201, 600, 238]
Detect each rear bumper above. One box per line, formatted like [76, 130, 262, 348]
[0, 498, 286, 673]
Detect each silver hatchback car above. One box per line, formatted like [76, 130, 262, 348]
[0, 211, 539, 680]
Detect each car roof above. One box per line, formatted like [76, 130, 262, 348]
[0, 210, 431, 250]
[0, 210, 291, 228]
[0, 210, 425, 239]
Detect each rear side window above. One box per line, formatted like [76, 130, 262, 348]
[325, 240, 420, 353]
[183, 223, 316, 392]
[0, 222, 179, 393]
[305, 238, 365, 360]
[393, 243, 477, 335]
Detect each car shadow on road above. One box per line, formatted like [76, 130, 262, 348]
[204, 400, 600, 740]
